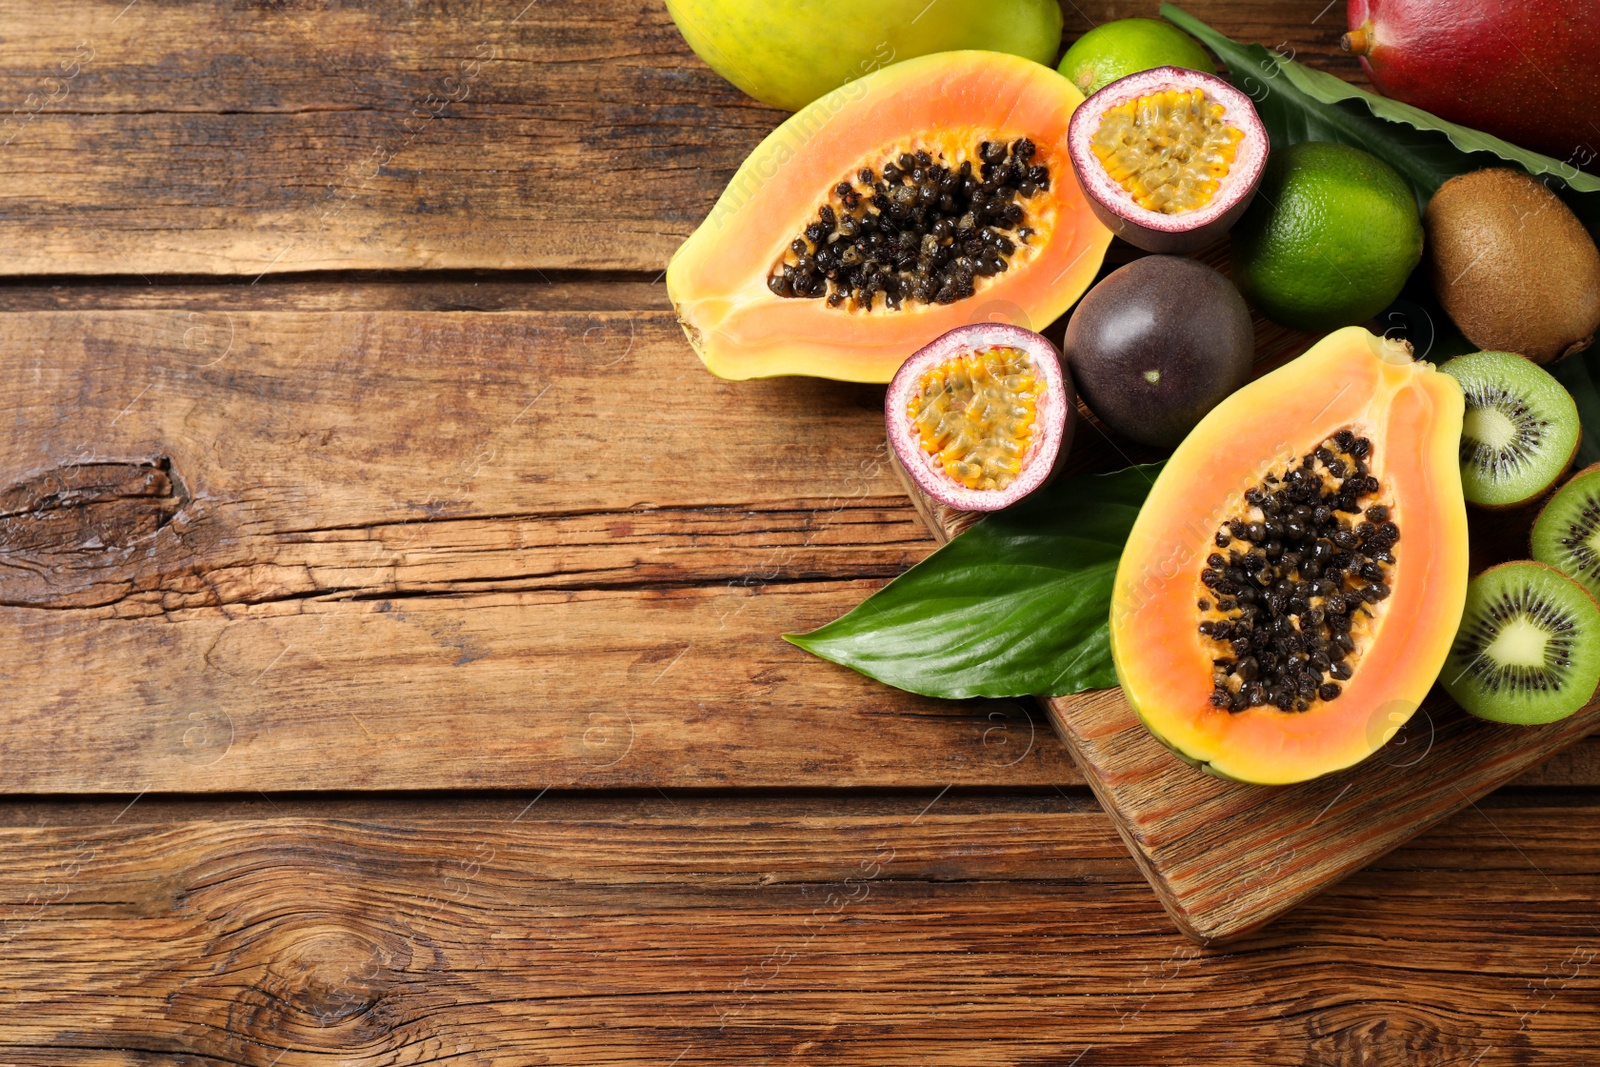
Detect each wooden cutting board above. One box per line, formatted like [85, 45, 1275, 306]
[893, 334, 1600, 947]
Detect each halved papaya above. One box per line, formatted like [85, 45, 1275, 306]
[1110, 327, 1469, 785]
[666, 51, 1113, 383]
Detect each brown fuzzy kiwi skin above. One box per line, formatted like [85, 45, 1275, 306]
[1426, 168, 1600, 365]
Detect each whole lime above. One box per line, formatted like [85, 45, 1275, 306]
[1230, 142, 1423, 332]
[1058, 18, 1215, 97]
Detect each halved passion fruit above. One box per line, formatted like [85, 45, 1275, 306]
[667, 51, 1113, 383]
[887, 324, 1072, 511]
[1068, 66, 1267, 253]
[1111, 327, 1469, 785]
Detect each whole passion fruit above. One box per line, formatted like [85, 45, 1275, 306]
[1067, 66, 1268, 254]
[886, 323, 1074, 512]
[1064, 256, 1254, 449]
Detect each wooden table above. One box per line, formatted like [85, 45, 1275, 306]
[2, 2, 1597, 1062]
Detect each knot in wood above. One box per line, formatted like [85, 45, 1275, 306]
[239, 924, 397, 1033]
[1305, 1007, 1461, 1063]
[0, 457, 192, 609]
[0, 458, 184, 551]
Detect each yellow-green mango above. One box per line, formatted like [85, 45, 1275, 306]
[664, 0, 1064, 112]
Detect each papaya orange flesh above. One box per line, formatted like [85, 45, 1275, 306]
[1110, 327, 1469, 786]
[667, 51, 1113, 383]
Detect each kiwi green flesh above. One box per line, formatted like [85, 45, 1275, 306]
[1440, 350, 1581, 508]
[1442, 561, 1600, 725]
[1533, 463, 1600, 602]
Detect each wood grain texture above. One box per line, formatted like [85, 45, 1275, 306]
[0, 0, 1365, 276]
[6, 300, 1600, 798]
[4, 0, 1594, 1059]
[1055, 686, 1600, 945]
[904, 355, 1600, 944]
[0, 273, 674, 313]
[0, 792, 1597, 1065]
[0, 307, 1091, 792]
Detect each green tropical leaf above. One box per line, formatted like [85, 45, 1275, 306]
[1159, 4, 1600, 232]
[793, 18, 1600, 702]
[785, 463, 1158, 699]
[1160, 5, 1600, 448]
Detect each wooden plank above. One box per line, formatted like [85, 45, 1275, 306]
[910, 470, 1600, 940]
[5, 301, 1600, 796]
[913, 451, 1600, 944]
[0, 307, 1087, 792]
[0, 0, 1364, 276]
[0, 792, 1596, 1064]
[0, 275, 673, 313]
[896, 233, 1600, 940]
[1056, 687, 1600, 946]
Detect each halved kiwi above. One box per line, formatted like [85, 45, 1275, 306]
[1532, 462, 1600, 601]
[1439, 350, 1581, 509]
[1441, 561, 1600, 725]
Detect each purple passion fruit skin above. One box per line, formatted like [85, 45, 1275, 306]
[1067, 66, 1268, 254]
[886, 323, 1074, 512]
[1064, 255, 1255, 449]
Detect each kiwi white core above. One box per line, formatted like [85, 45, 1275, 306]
[1441, 351, 1581, 508]
[1462, 406, 1520, 455]
[1484, 617, 1552, 669]
[1443, 561, 1600, 725]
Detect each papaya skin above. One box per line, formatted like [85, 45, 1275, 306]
[665, 0, 1063, 113]
[1109, 327, 1469, 786]
[666, 51, 1113, 383]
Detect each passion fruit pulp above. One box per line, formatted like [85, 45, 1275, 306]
[886, 324, 1073, 512]
[1067, 66, 1268, 254]
[667, 51, 1113, 383]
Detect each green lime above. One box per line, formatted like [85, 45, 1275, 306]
[1230, 142, 1423, 332]
[1058, 18, 1215, 97]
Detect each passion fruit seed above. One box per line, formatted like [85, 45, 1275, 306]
[908, 346, 1040, 491]
[1197, 430, 1399, 714]
[1090, 87, 1243, 214]
[768, 139, 1050, 311]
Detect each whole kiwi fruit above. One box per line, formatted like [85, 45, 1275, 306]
[1426, 168, 1600, 364]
